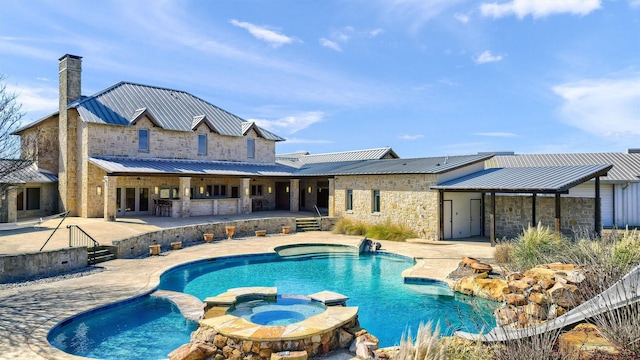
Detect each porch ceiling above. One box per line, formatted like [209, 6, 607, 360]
[431, 164, 613, 194]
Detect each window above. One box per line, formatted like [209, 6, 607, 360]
[251, 185, 263, 196]
[159, 187, 180, 199]
[138, 129, 149, 152]
[346, 189, 353, 211]
[16, 188, 40, 211]
[198, 134, 207, 155]
[206, 184, 227, 197]
[247, 139, 255, 159]
[372, 190, 380, 213]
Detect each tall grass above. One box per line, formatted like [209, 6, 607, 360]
[495, 223, 570, 272]
[558, 229, 640, 356]
[395, 322, 446, 360]
[332, 218, 416, 242]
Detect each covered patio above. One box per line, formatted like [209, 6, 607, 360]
[432, 164, 613, 244]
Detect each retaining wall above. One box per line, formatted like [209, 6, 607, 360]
[111, 217, 297, 258]
[0, 247, 88, 283]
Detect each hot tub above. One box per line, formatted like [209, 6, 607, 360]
[227, 295, 326, 326]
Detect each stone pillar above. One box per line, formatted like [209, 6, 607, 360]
[103, 176, 117, 221]
[328, 178, 335, 217]
[7, 187, 18, 223]
[290, 179, 300, 212]
[240, 178, 251, 214]
[179, 177, 191, 217]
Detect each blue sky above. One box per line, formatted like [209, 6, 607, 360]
[1, 0, 639, 158]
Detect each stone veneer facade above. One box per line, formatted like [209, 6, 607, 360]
[486, 195, 596, 239]
[333, 174, 440, 240]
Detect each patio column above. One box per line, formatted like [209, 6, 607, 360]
[290, 179, 300, 212]
[6, 186, 17, 223]
[490, 192, 496, 246]
[595, 176, 601, 237]
[103, 176, 117, 221]
[438, 190, 444, 240]
[240, 177, 251, 214]
[328, 178, 335, 217]
[179, 176, 191, 217]
[531, 193, 537, 226]
[555, 193, 561, 235]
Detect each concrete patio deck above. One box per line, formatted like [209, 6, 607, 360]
[0, 214, 496, 359]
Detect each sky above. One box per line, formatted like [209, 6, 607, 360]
[1, 0, 639, 158]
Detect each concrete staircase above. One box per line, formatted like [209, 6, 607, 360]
[295, 217, 321, 232]
[89, 246, 116, 265]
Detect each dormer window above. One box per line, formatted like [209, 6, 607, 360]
[198, 134, 207, 155]
[247, 139, 255, 159]
[138, 129, 149, 152]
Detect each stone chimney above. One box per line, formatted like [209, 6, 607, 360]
[58, 54, 82, 215]
[59, 54, 82, 108]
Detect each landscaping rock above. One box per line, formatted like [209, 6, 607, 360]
[547, 282, 582, 308]
[558, 323, 619, 358]
[505, 293, 527, 306]
[169, 342, 217, 360]
[524, 267, 556, 282]
[453, 277, 507, 302]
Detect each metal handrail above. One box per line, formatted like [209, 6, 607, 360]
[39, 211, 70, 252]
[313, 205, 322, 218]
[68, 224, 100, 264]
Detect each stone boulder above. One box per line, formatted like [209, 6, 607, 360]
[547, 282, 582, 308]
[169, 342, 217, 360]
[453, 276, 508, 302]
[558, 323, 619, 358]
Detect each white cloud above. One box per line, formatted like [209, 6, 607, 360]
[473, 50, 503, 64]
[454, 13, 470, 23]
[6, 84, 58, 114]
[475, 132, 517, 137]
[630, 0, 640, 8]
[319, 38, 342, 52]
[553, 76, 640, 137]
[250, 111, 325, 134]
[398, 134, 424, 140]
[230, 19, 296, 47]
[369, 28, 384, 37]
[480, 0, 601, 19]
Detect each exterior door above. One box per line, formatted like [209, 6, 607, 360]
[443, 200, 453, 239]
[116, 187, 151, 216]
[275, 182, 290, 210]
[470, 199, 482, 237]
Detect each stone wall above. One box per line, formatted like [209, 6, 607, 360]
[333, 174, 439, 240]
[111, 217, 297, 258]
[0, 247, 87, 283]
[85, 119, 276, 164]
[18, 115, 59, 174]
[486, 195, 596, 239]
[15, 182, 59, 220]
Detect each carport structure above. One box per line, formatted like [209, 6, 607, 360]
[432, 164, 613, 244]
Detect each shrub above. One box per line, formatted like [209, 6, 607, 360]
[332, 218, 416, 242]
[505, 223, 570, 272]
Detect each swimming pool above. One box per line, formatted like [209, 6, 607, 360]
[49, 248, 498, 358]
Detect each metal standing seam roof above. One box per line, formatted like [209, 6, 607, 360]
[0, 161, 58, 184]
[284, 146, 399, 164]
[88, 156, 296, 177]
[293, 154, 493, 176]
[432, 165, 613, 193]
[487, 153, 640, 183]
[68, 82, 284, 141]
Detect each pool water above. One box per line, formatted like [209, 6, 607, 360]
[228, 295, 327, 326]
[161, 252, 498, 346]
[48, 296, 197, 360]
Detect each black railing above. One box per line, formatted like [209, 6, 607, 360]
[68, 225, 100, 264]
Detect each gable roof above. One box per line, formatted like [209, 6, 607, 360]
[433, 165, 613, 194]
[487, 153, 640, 183]
[294, 154, 492, 176]
[276, 147, 399, 168]
[18, 81, 285, 141]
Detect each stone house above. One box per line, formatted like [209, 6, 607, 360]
[5, 54, 632, 242]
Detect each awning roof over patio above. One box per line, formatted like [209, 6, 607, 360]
[431, 164, 613, 194]
[89, 156, 296, 177]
